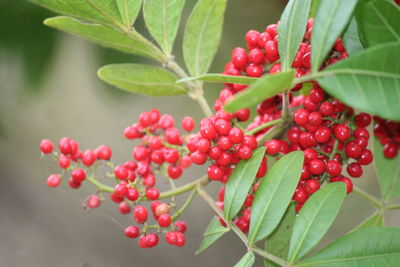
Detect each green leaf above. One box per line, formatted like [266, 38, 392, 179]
[374, 137, 400, 202]
[44, 16, 162, 61]
[355, 0, 400, 48]
[183, 0, 227, 76]
[177, 74, 257, 85]
[248, 151, 304, 244]
[224, 147, 266, 220]
[296, 227, 400, 266]
[116, 0, 142, 27]
[311, 0, 358, 72]
[196, 216, 230, 255]
[309, 0, 320, 18]
[234, 252, 255, 267]
[353, 212, 384, 231]
[342, 17, 364, 55]
[264, 204, 296, 267]
[278, 0, 312, 71]
[98, 64, 187, 96]
[300, 83, 314, 96]
[224, 70, 295, 113]
[143, 0, 185, 54]
[315, 42, 400, 121]
[28, 0, 127, 28]
[288, 183, 347, 264]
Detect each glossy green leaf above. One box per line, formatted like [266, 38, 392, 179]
[296, 227, 400, 266]
[353, 212, 384, 231]
[177, 74, 257, 85]
[316, 42, 400, 121]
[311, 0, 358, 72]
[309, 0, 320, 18]
[98, 64, 187, 96]
[342, 17, 364, 55]
[224, 147, 266, 220]
[234, 252, 255, 267]
[288, 183, 347, 263]
[278, 0, 312, 71]
[183, 0, 227, 76]
[224, 70, 295, 113]
[44, 16, 162, 61]
[374, 137, 400, 202]
[116, 0, 142, 27]
[28, 0, 127, 28]
[196, 216, 230, 254]
[264, 204, 296, 267]
[248, 151, 304, 244]
[143, 0, 185, 54]
[356, 0, 400, 48]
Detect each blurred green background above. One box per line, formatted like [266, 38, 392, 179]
[0, 0, 398, 266]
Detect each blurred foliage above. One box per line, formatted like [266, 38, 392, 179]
[0, 0, 57, 93]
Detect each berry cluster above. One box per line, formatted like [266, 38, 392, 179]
[374, 117, 400, 158]
[40, 110, 195, 248]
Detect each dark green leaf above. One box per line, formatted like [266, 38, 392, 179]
[177, 74, 257, 85]
[288, 183, 346, 263]
[315, 42, 400, 121]
[224, 70, 295, 113]
[278, 0, 312, 71]
[355, 0, 400, 48]
[196, 216, 230, 254]
[300, 83, 314, 96]
[98, 64, 187, 96]
[342, 17, 364, 55]
[296, 227, 400, 266]
[183, 0, 227, 76]
[374, 137, 400, 202]
[311, 0, 358, 72]
[353, 212, 384, 231]
[143, 0, 185, 54]
[116, 0, 142, 27]
[248, 151, 304, 244]
[224, 147, 266, 220]
[28, 0, 127, 28]
[234, 252, 255, 267]
[44, 16, 162, 61]
[264, 204, 296, 267]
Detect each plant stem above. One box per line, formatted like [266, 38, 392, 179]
[281, 92, 291, 121]
[159, 175, 210, 199]
[386, 204, 400, 210]
[86, 176, 114, 193]
[171, 188, 197, 221]
[248, 118, 285, 136]
[352, 186, 382, 209]
[196, 185, 289, 267]
[257, 122, 290, 146]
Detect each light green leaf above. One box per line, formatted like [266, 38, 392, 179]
[374, 137, 400, 202]
[224, 70, 295, 113]
[224, 147, 266, 220]
[353, 212, 384, 231]
[288, 183, 347, 264]
[355, 0, 400, 48]
[98, 64, 187, 96]
[342, 17, 364, 55]
[234, 252, 255, 267]
[196, 216, 230, 254]
[143, 0, 185, 54]
[116, 0, 142, 27]
[278, 0, 312, 71]
[315, 42, 400, 121]
[177, 74, 257, 85]
[296, 227, 400, 266]
[44, 16, 161, 61]
[183, 0, 227, 76]
[264, 204, 296, 267]
[28, 0, 126, 28]
[309, 0, 320, 18]
[248, 151, 304, 244]
[311, 0, 358, 72]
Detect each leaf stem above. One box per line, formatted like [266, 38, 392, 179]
[352, 186, 382, 209]
[171, 188, 197, 221]
[248, 118, 285, 136]
[86, 176, 114, 193]
[159, 175, 210, 199]
[196, 185, 289, 267]
[281, 92, 291, 122]
[386, 204, 400, 210]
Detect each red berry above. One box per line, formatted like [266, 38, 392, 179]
[124, 225, 139, 238]
[207, 165, 224, 181]
[119, 202, 131, 214]
[242, 135, 257, 149]
[40, 139, 54, 154]
[71, 168, 86, 183]
[126, 187, 139, 201]
[114, 183, 128, 197]
[58, 154, 71, 169]
[228, 128, 244, 144]
[134, 205, 148, 224]
[158, 214, 172, 227]
[82, 150, 96, 166]
[234, 108, 250, 122]
[145, 233, 159, 248]
[293, 187, 308, 203]
[164, 148, 180, 164]
[319, 101, 334, 116]
[383, 143, 398, 158]
[326, 160, 342, 177]
[245, 63, 263, 77]
[165, 231, 178, 245]
[190, 150, 207, 165]
[265, 140, 281, 155]
[334, 124, 351, 142]
[95, 145, 112, 160]
[168, 165, 183, 179]
[345, 142, 362, 158]
[355, 113, 372, 128]
[315, 127, 332, 143]
[159, 114, 175, 128]
[109, 193, 124, 203]
[308, 112, 323, 126]
[347, 163, 363, 178]
[209, 146, 222, 160]
[294, 109, 309, 125]
[308, 159, 325, 175]
[59, 137, 72, 154]
[47, 174, 61, 187]
[248, 48, 265, 64]
[87, 195, 100, 209]
[218, 136, 232, 151]
[154, 203, 170, 216]
[145, 187, 160, 200]
[358, 149, 373, 165]
[114, 165, 129, 180]
[165, 128, 182, 145]
[181, 116, 195, 132]
[304, 179, 320, 194]
[175, 232, 186, 247]
[238, 145, 253, 159]
[265, 40, 279, 62]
